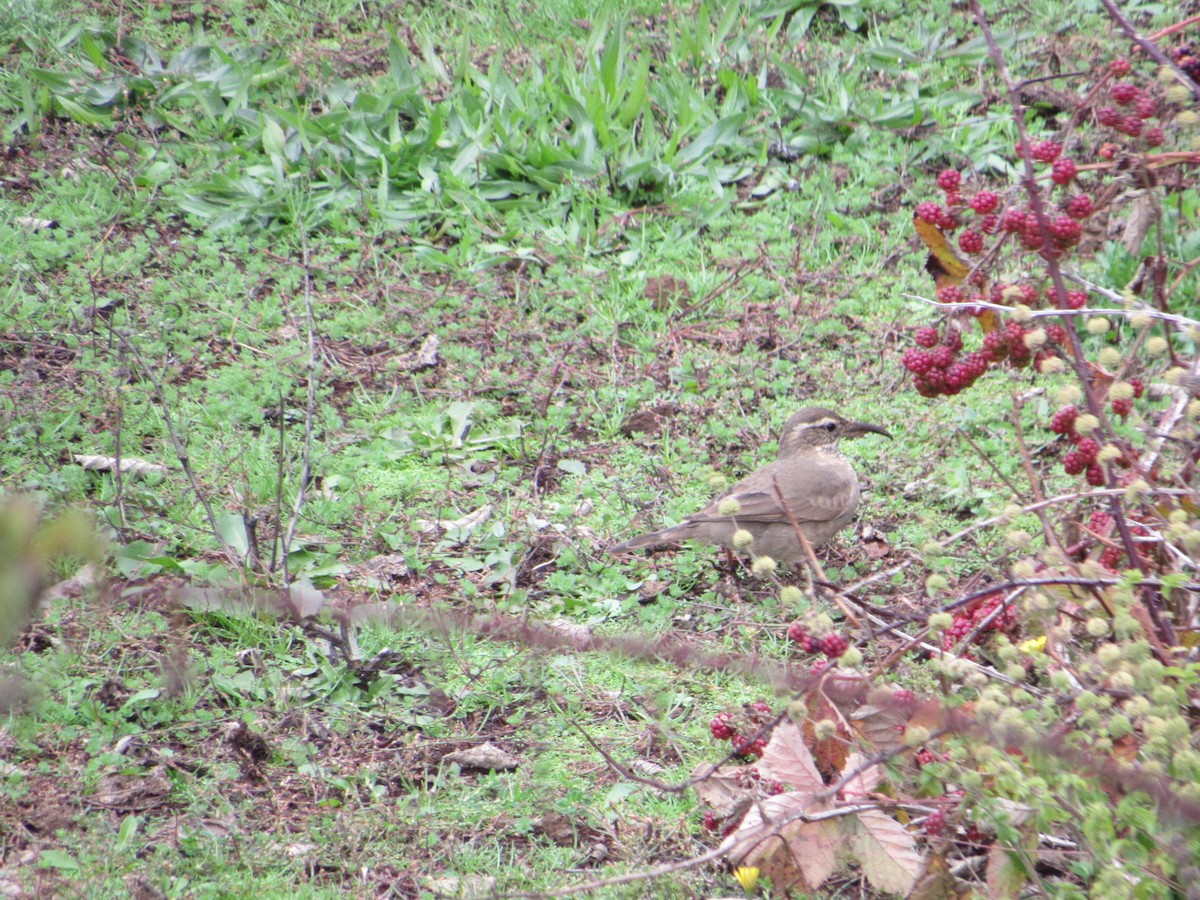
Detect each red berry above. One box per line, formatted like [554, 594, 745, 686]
[1097, 107, 1122, 127]
[978, 213, 1000, 234]
[703, 810, 719, 831]
[1129, 377, 1145, 399]
[788, 621, 807, 643]
[1100, 546, 1123, 570]
[1076, 437, 1100, 463]
[1016, 283, 1039, 304]
[1067, 194, 1094, 219]
[937, 169, 962, 192]
[1086, 464, 1106, 487]
[915, 202, 943, 224]
[1046, 324, 1067, 344]
[936, 285, 966, 304]
[747, 700, 773, 722]
[1065, 290, 1088, 309]
[969, 190, 999, 214]
[963, 351, 989, 378]
[942, 328, 963, 352]
[1050, 405, 1078, 435]
[1145, 127, 1165, 147]
[924, 809, 947, 837]
[1049, 214, 1082, 245]
[1122, 116, 1144, 138]
[1111, 82, 1138, 105]
[1099, 142, 1118, 159]
[820, 634, 848, 658]
[935, 208, 960, 232]
[1134, 95, 1156, 120]
[1064, 450, 1086, 475]
[710, 713, 738, 741]
[893, 689, 916, 709]
[1110, 58, 1131, 77]
[1112, 397, 1133, 417]
[914, 326, 939, 348]
[1031, 139, 1062, 163]
[958, 229, 984, 254]
[903, 348, 934, 375]
[929, 346, 955, 369]
[732, 734, 765, 759]
[1000, 208, 1027, 233]
[1051, 158, 1077, 185]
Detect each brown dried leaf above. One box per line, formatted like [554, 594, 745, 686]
[850, 807, 923, 896]
[908, 850, 973, 900]
[691, 762, 751, 811]
[1119, 189, 1161, 256]
[721, 793, 839, 892]
[840, 751, 882, 801]
[758, 720, 824, 793]
[803, 688, 853, 776]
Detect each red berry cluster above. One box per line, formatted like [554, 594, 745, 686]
[941, 594, 1019, 653]
[902, 326, 990, 397]
[1085, 509, 1151, 572]
[923, 808, 947, 837]
[1096, 71, 1166, 146]
[915, 747, 948, 768]
[787, 623, 850, 659]
[1048, 405, 1105, 486]
[709, 704, 775, 759]
[734, 766, 783, 795]
[1174, 43, 1200, 83]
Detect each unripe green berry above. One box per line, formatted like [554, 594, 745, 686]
[1177, 110, 1200, 127]
[904, 725, 930, 747]
[1075, 414, 1100, 435]
[1130, 311, 1153, 329]
[1086, 317, 1110, 335]
[1108, 713, 1133, 738]
[1097, 444, 1122, 464]
[1039, 356, 1066, 375]
[707, 472, 728, 491]
[1110, 382, 1135, 401]
[1096, 642, 1121, 667]
[718, 497, 742, 517]
[928, 611, 953, 631]
[1012, 303, 1034, 323]
[840, 647, 863, 667]
[1011, 559, 1036, 579]
[1146, 336, 1169, 355]
[1056, 385, 1082, 405]
[733, 528, 754, 549]
[751, 555, 776, 575]
[925, 574, 949, 594]
[1125, 696, 1151, 717]
[1098, 347, 1122, 368]
[1024, 328, 1047, 351]
[1086, 617, 1110, 637]
[814, 718, 838, 740]
[780, 585, 805, 608]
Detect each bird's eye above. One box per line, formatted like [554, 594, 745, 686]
[823, 422, 837, 432]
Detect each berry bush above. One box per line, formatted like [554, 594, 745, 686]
[697, 9, 1200, 898]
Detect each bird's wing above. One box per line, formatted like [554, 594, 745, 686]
[687, 458, 851, 525]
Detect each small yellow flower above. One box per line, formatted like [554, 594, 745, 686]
[1019, 635, 1047, 654]
[733, 866, 760, 892]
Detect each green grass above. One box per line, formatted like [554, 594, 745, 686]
[1, 0, 1192, 896]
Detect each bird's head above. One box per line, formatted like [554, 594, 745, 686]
[777, 406, 891, 457]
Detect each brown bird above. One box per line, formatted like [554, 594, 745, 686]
[610, 407, 891, 566]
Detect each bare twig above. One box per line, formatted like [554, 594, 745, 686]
[281, 227, 320, 582]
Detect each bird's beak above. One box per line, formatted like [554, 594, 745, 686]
[845, 420, 892, 439]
